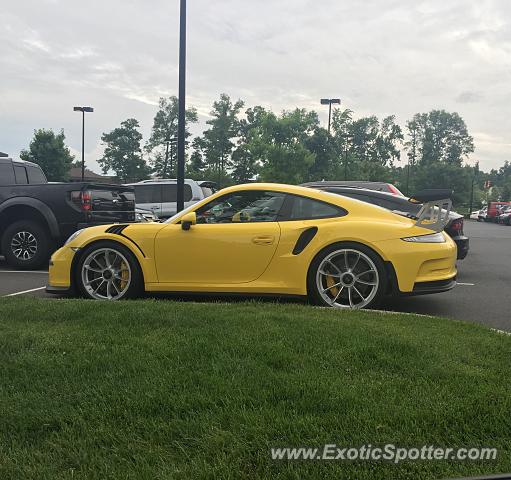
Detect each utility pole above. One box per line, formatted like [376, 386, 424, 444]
[73, 106, 94, 181]
[176, 0, 187, 212]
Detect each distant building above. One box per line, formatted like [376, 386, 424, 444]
[68, 167, 117, 183]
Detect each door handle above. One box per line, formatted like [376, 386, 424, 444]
[252, 236, 274, 245]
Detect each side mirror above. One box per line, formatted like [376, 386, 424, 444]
[181, 211, 197, 231]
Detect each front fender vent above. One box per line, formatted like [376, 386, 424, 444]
[105, 225, 129, 235]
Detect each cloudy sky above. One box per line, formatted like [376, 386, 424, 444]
[1, 0, 510, 173]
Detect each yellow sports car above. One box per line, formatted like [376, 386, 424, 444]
[47, 183, 457, 309]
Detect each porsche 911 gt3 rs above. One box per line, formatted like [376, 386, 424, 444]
[47, 183, 457, 309]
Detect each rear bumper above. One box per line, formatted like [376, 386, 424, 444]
[385, 262, 457, 297]
[410, 277, 457, 295]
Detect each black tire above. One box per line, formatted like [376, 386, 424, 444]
[75, 241, 143, 300]
[1, 220, 51, 270]
[307, 242, 388, 309]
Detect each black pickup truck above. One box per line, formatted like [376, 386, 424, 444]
[0, 155, 135, 269]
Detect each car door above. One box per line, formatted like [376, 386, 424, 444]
[134, 185, 162, 217]
[154, 190, 285, 285]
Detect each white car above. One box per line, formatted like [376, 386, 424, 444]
[469, 210, 480, 220]
[127, 179, 217, 219]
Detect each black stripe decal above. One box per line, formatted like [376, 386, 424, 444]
[105, 225, 146, 257]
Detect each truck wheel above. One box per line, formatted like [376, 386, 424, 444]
[1, 220, 51, 270]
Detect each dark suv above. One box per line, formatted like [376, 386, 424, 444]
[0, 155, 135, 269]
[308, 185, 469, 260]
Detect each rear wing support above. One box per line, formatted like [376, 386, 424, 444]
[409, 190, 453, 233]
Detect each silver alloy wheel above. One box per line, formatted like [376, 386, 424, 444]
[11, 231, 38, 260]
[81, 248, 132, 300]
[316, 248, 379, 309]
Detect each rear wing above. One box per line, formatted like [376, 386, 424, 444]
[408, 189, 452, 232]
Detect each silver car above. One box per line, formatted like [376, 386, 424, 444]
[127, 179, 217, 219]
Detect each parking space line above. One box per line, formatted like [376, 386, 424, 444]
[0, 271, 48, 274]
[4, 286, 46, 297]
[457, 282, 475, 286]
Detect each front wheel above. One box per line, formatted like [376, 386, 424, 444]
[307, 243, 387, 309]
[76, 242, 143, 300]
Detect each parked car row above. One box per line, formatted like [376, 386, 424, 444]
[470, 202, 511, 224]
[0, 154, 469, 274]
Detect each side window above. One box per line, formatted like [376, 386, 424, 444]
[14, 165, 28, 184]
[161, 184, 192, 203]
[288, 195, 345, 220]
[195, 190, 286, 224]
[134, 185, 162, 204]
[26, 166, 47, 184]
[344, 193, 374, 205]
[0, 164, 15, 185]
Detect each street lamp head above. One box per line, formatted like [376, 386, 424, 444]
[73, 106, 94, 112]
[320, 98, 341, 105]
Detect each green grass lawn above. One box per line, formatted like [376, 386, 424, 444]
[0, 297, 510, 480]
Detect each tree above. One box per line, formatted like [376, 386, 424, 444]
[98, 119, 150, 182]
[20, 129, 74, 181]
[406, 110, 474, 166]
[145, 96, 198, 178]
[230, 106, 268, 183]
[331, 111, 403, 181]
[196, 94, 244, 179]
[249, 109, 317, 184]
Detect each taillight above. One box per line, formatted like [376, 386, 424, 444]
[388, 184, 403, 196]
[450, 218, 463, 232]
[71, 191, 92, 211]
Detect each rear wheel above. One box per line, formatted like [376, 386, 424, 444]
[1, 220, 51, 269]
[76, 242, 143, 300]
[307, 243, 387, 309]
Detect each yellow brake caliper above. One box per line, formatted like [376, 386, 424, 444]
[325, 274, 339, 299]
[120, 261, 129, 290]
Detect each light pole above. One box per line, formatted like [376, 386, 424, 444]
[320, 98, 340, 135]
[164, 137, 178, 178]
[73, 106, 94, 181]
[176, 0, 187, 212]
[340, 134, 352, 181]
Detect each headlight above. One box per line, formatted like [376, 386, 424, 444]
[65, 229, 85, 245]
[402, 232, 446, 243]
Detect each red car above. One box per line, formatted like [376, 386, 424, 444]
[486, 202, 511, 222]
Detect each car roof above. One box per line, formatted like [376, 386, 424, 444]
[0, 157, 40, 168]
[125, 179, 197, 185]
[218, 182, 409, 219]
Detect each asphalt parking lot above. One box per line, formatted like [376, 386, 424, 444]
[1, 220, 510, 330]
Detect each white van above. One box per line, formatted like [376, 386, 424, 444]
[126, 179, 216, 219]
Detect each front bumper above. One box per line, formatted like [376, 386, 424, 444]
[47, 246, 76, 290]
